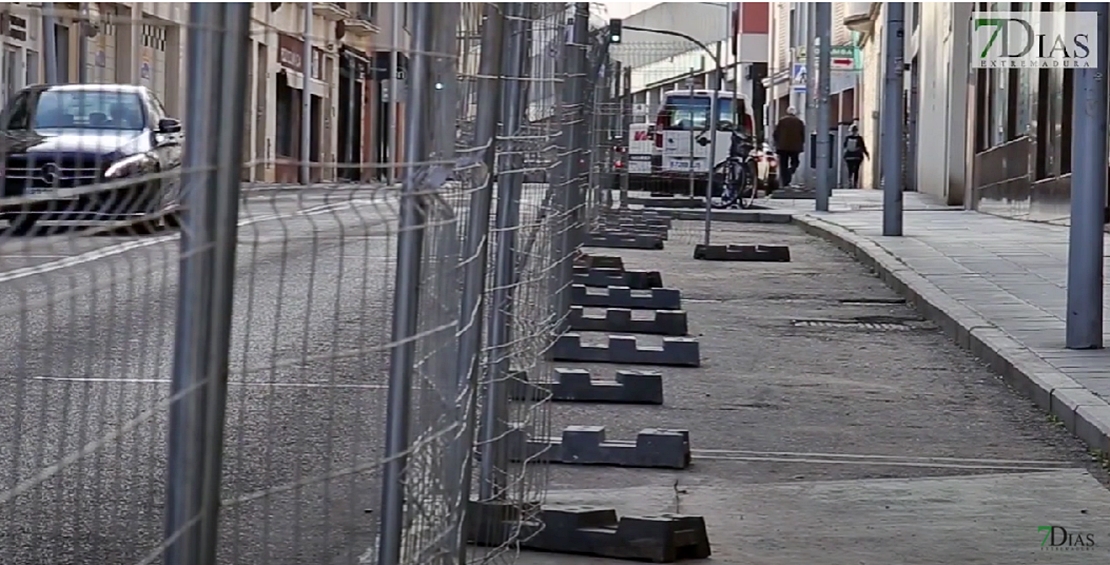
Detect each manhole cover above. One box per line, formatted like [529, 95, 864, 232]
[792, 319, 910, 331]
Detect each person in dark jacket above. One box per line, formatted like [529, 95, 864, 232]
[772, 107, 806, 187]
[842, 124, 869, 189]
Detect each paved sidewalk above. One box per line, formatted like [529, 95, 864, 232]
[770, 190, 1110, 456]
[487, 220, 1110, 564]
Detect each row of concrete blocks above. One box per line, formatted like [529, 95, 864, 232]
[624, 195, 708, 209]
[573, 266, 663, 289]
[507, 425, 692, 469]
[586, 232, 665, 250]
[569, 306, 688, 336]
[553, 334, 701, 367]
[599, 208, 674, 227]
[509, 368, 664, 404]
[571, 284, 682, 310]
[466, 500, 711, 562]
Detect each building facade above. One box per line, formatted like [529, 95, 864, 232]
[0, 2, 404, 184]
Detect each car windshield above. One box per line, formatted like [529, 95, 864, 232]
[30, 90, 146, 131]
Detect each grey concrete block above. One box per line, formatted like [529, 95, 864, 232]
[571, 285, 682, 310]
[693, 243, 791, 262]
[576, 254, 624, 270]
[573, 266, 664, 289]
[569, 306, 689, 336]
[593, 224, 670, 240]
[510, 368, 665, 404]
[625, 196, 706, 209]
[553, 334, 701, 367]
[586, 233, 665, 250]
[509, 425, 691, 469]
[466, 501, 711, 562]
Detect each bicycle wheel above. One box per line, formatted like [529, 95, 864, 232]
[738, 160, 759, 209]
[711, 159, 742, 209]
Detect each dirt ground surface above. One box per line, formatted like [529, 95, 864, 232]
[473, 221, 1110, 564]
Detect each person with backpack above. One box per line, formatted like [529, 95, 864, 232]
[772, 107, 806, 187]
[842, 124, 869, 189]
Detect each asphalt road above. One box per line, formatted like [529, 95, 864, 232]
[0, 187, 404, 564]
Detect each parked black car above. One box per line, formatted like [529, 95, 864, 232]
[0, 83, 183, 234]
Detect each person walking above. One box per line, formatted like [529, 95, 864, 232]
[772, 107, 805, 187]
[842, 124, 869, 189]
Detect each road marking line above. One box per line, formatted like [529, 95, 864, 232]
[0, 254, 73, 259]
[0, 200, 377, 284]
[30, 375, 387, 389]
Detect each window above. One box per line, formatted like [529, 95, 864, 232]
[663, 95, 737, 130]
[30, 90, 146, 130]
[788, 7, 797, 47]
[4, 47, 19, 99]
[3, 91, 31, 130]
[25, 50, 38, 85]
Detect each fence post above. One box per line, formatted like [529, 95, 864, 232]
[569, 3, 591, 249]
[164, 5, 225, 565]
[620, 65, 632, 209]
[478, 1, 528, 502]
[450, 3, 506, 557]
[376, 3, 433, 564]
[195, 4, 252, 563]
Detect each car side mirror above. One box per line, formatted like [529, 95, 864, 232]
[158, 118, 182, 134]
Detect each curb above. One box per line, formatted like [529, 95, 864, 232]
[789, 212, 1110, 455]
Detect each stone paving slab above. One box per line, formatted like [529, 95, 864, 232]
[776, 198, 1110, 454]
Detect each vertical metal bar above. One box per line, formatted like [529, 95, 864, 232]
[132, 3, 143, 85]
[1066, 2, 1109, 349]
[164, 5, 223, 565]
[346, 56, 357, 180]
[388, 8, 401, 185]
[43, 3, 59, 84]
[815, 2, 831, 212]
[881, 2, 905, 236]
[376, 3, 432, 562]
[686, 72, 695, 198]
[194, 4, 251, 563]
[301, 3, 314, 185]
[620, 66, 632, 209]
[77, 3, 89, 83]
[570, 2, 590, 248]
[703, 42, 721, 247]
[450, 4, 505, 560]
[803, 3, 816, 187]
[478, 2, 526, 501]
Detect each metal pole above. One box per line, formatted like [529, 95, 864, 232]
[376, 3, 432, 563]
[478, 2, 526, 502]
[703, 41, 721, 247]
[345, 56, 357, 181]
[620, 66, 632, 209]
[164, 5, 223, 565]
[77, 3, 89, 83]
[570, 2, 590, 247]
[388, 7, 401, 185]
[815, 2, 831, 212]
[880, 2, 905, 236]
[43, 3, 59, 84]
[803, 3, 816, 188]
[131, 3, 143, 85]
[449, 4, 505, 559]
[301, 3, 314, 185]
[686, 72, 695, 198]
[195, 3, 251, 560]
[1066, 2, 1109, 349]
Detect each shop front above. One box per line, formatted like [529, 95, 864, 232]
[274, 32, 326, 184]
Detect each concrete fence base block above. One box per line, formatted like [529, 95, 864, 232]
[593, 225, 670, 240]
[569, 306, 688, 336]
[693, 243, 791, 262]
[466, 500, 711, 562]
[508, 425, 691, 469]
[573, 266, 664, 289]
[576, 254, 625, 270]
[553, 334, 701, 367]
[510, 368, 665, 404]
[586, 233, 665, 250]
[571, 284, 682, 310]
[625, 196, 706, 209]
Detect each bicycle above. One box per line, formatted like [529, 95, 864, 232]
[711, 132, 759, 209]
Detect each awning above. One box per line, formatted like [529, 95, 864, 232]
[281, 70, 329, 98]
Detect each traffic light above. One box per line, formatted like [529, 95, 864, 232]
[609, 18, 622, 44]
